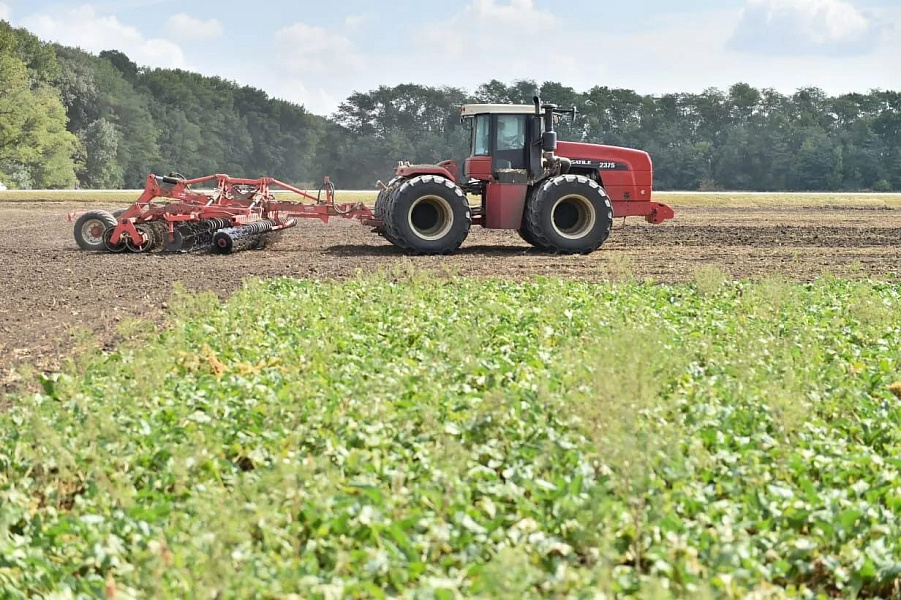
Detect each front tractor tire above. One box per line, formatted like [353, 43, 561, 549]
[525, 175, 613, 254]
[384, 175, 471, 255]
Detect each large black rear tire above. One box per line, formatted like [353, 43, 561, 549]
[384, 175, 471, 255]
[74, 210, 117, 251]
[525, 174, 613, 254]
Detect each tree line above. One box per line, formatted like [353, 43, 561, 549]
[2, 21, 900, 192]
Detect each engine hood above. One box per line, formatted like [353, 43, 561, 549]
[557, 141, 652, 172]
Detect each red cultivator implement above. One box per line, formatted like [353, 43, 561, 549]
[72, 98, 674, 256]
[71, 173, 377, 254]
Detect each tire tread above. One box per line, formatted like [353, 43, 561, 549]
[526, 174, 613, 254]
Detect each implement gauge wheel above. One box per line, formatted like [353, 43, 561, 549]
[125, 224, 156, 253]
[74, 210, 117, 251]
[525, 174, 613, 254]
[383, 175, 471, 255]
[102, 227, 127, 253]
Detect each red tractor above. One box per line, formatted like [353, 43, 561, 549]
[373, 96, 674, 254]
[71, 97, 673, 256]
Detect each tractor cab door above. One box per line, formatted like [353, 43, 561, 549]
[464, 114, 493, 180]
[493, 114, 528, 172]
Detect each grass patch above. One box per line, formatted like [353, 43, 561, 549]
[2, 271, 901, 598]
[0, 190, 140, 205]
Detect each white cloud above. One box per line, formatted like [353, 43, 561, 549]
[0, 2, 11, 21]
[258, 0, 575, 113]
[22, 5, 186, 68]
[396, 0, 591, 97]
[270, 22, 369, 113]
[275, 22, 364, 75]
[344, 14, 375, 31]
[729, 0, 877, 56]
[165, 14, 224, 42]
[420, 0, 557, 58]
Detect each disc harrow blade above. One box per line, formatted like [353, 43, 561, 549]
[163, 218, 234, 253]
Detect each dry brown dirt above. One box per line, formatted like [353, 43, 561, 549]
[1, 201, 900, 388]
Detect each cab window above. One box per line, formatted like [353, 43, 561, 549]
[496, 115, 525, 151]
[473, 114, 490, 156]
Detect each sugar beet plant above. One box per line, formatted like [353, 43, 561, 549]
[1, 269, 901, 598]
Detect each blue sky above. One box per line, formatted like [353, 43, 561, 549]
[1, 0, 898, 115]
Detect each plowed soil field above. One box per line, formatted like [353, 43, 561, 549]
[1, 201, 900, 386]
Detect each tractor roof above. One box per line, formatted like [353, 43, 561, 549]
[460, 104, 537, 116]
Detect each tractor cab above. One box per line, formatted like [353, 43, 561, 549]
[462, 104, 534, 180]
[460, 99, 575, 185]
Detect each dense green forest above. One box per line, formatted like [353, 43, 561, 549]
[1, 21, 900, 192]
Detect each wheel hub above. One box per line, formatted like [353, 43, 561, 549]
[408, 195, 453, 241]
[551, 195, 596, 240]
[82, 220, 106, 245]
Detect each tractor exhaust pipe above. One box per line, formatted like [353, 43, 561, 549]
[533, 96, 557, 152]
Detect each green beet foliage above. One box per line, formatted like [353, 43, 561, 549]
[2, 269, 901, 597]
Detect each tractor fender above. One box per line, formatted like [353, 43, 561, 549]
[394, 160, 458, 183]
